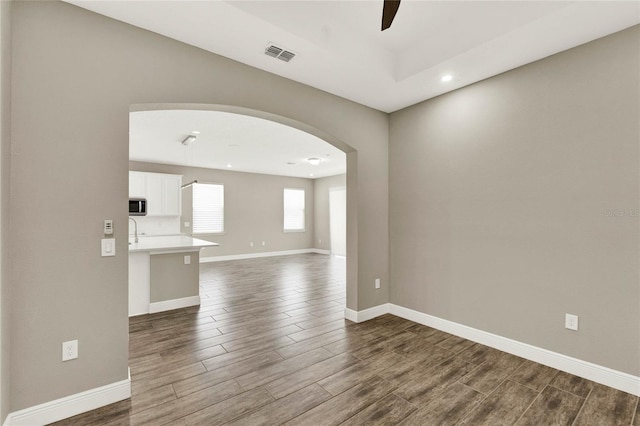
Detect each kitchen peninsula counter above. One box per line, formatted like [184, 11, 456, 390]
[128, 235, 218, 316]
[128, 234, 218, 254]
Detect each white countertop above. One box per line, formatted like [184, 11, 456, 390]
[128, 235, 219, 254]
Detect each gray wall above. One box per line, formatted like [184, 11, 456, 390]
[150, 252, 200, 303]
[0, 0, 11, 422]
[389, 26, 640, 375]
[9, 0, 388, 411]
[314, 174, 346, 252]
[130, 161, 315, 258]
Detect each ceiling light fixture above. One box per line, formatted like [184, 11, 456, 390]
[308, 158, 321, 166]
[181, 135, 197, 145]
[441, 74, 453, 82]
[226, 164, 232, 168]
[192, 130, 200, 134]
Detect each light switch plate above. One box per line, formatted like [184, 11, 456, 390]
[101, 238, 116, 257]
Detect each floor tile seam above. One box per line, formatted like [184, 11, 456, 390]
[569, 387, 593, 426]
[547, 383, 591, 400]
[131, 364, 208, 396]
[170, 383, 178, 400]
[233, 348, 334, 389]
[203, 349, 285, 373]
[331, 376, 400, 426]
[508, 376, 549, 393]
[390, 390, 418, 410]
[630, 397, 639, 426]
[219, 335, 296, 354]
[130, 379, 233, 425]
[512, 383, 546, 425]
[219, 320, 305, 336]
[169, 385, 275, 426]
[453, 377, 514, 425]
[274, 350, 353, 378]
[131, 358, 209, 382]
[286, 327, 348, 344]
[294, 317, 344, 329]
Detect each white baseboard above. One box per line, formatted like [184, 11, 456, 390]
[149, 295, 200, 313]
[345, 304, 391, 323]
[344, 303, 640, 396]
[4, 369, 131, 426]
[201, 248, 329, 263]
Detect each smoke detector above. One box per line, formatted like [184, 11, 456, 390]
[265, 44, 296, 62]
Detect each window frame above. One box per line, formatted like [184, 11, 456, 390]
[191, 182, 225, 235]
[283, 187, 306, 233]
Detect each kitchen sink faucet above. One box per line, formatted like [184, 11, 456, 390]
[129, 217, 139, 243]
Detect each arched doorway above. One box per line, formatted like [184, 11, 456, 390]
[129, 103, 358, 315]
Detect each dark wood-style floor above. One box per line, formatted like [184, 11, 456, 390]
[53, 254, 639, 425]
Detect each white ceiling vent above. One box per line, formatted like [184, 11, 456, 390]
[265, 44, 295, 62]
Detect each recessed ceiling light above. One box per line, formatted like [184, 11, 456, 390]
[192, 130, 200, 134]
[226, 164, 232, 168]
[309, 173, 314, 177]
[441, 74, 453, 82]
[308, 158, 321, 166]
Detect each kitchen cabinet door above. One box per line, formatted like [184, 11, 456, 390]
[163, 174, 182, 216]
[129, 171, 182, 216]
[145, 173, 164, 216]
[129, 171, 146, 198]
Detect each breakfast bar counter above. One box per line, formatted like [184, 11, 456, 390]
[128, 235, 218, 316]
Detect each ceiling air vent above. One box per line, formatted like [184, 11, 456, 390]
[265, 44, 296, 63]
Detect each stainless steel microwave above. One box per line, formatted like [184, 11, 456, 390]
[129, 198, 147, 216]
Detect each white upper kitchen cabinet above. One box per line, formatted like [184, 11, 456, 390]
[129, 171, 146, 198]
[162, 174, 182, 216]
[129, 171, 182, 216]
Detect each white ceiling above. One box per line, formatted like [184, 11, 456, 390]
[75, 1, 638, 178]
[68, 0, 639, 113]
[130, 110, 346, 179]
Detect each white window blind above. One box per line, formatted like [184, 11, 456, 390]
[192, 183, 224, 234]
[284, 188, 305, 231]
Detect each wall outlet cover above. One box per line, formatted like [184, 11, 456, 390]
[62, 340, 78, 361]
[565, 313, 579, 331]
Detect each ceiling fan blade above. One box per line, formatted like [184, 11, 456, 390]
[381, 0, 401, 31]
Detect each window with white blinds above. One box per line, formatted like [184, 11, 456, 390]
[192, 183, 224, 234]
[283, 188, 305, 231]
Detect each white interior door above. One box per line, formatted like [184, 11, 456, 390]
[329, 187, 347, 257]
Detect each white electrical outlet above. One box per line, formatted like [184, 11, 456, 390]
[250, 242, 254, 247]
[62, 340, 78, 361]
[565, 313, 579, 331]
[184, 255, 191, 265]
[319, 239, 322, 245]
[375, 278, 381, 289]
[184, 221, 190, 228]
[262, 241, 266, 247]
